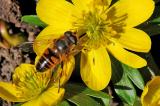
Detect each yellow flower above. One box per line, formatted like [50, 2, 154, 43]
[35, 0, 154, 90]
[0, 64, 71, 106]
[141, 76, 160, 106]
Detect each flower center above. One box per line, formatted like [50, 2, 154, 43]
[72, 6, 118, 50]
[13, 67, 51, 101]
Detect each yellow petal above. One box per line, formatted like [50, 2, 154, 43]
[13, 64, 52, 101]
[118, 28, 151, 52]
[35, 56, 40, 65]
[94, 0, 112, 7]
[107, 0, 155, 28]
[22, 87, 65, 106]
[141, 76, 160, 106]
[72, 0, 93, 12]
[107, 43, 147, 68]
[13, 64, 36, 83]
[33, 26, 66, 56]
[36, 0, 73, 28]
[51, 56, 75, 87]
[80, 47, 111, 91]
[59, 56, 75, 86]
[0, 82, 24, 102]
[13, 64, 51, 81]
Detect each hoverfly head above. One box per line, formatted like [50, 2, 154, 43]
[64, 31, 77, 45]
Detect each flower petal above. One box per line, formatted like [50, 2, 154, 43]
[94, 0, 112, 7]
[72, 0, 93, 12]
[36, 0, 73, 28]
[22, 87, 65, 106]
[13, 64, 52, 101]
[141, 76, 160, 106]
[107, 0, 155, 28]
[13, 64, 36, 83]
[118, 28, 151, 52]
[0, 82, 24, 102]
[80, 47, 111, 90]
[59, 56, 75, 86]
[33, 26, 66, 56]
[50, 56, 75, 87]
[35, 56, 40, 65]
[107, 43, 147, 68]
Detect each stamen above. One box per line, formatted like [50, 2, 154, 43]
[14, 68, 51, 100]
[72, 4, 119, 50]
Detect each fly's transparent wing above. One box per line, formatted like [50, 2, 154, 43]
[18, 42, 34, 53]
[34, 37, 54, 56]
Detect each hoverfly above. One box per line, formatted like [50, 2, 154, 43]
[34, 31, 85, 72]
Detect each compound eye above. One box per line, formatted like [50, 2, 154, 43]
[69, 36, 77, 45]
[64, 31, 72, 37]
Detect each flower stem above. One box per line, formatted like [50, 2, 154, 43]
[147, 66, 156, 78]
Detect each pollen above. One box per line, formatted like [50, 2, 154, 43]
[72, 6, 119, 50]
[13, 67, 51, 100]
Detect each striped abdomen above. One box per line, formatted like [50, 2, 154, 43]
[36, 47, 61, 72]
[36, 40, 70, 72]
[36, 31, 77, 72]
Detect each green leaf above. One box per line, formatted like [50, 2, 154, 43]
[67, 93, 101, 106]
[110, 55, 123, 84]
[137, 23, 160, 36]
[150, 17, 160, 24]
[122, 64, 144, 90]
[133, 97, 142, 106]
[144, 53, 160, 75]
[21, 15, 47, 27]
[13, 103, 22, 106]
[82, 88, 111, 106]
[58, 100, 70, 106]
[111, 56, 137, 105]
[138, 53, 160, 83]
[114, 73, 136, 105]
[123, 97, 141, 106]
[65, 83, 111, 106]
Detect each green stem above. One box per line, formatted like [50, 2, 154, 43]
[147, 66, 156, 78]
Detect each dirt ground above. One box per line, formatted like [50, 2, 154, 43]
[0, 0, 39, 105]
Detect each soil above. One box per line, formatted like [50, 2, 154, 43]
[0, 0, 38, 105]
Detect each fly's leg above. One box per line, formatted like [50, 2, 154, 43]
[58, 62, 64, 93]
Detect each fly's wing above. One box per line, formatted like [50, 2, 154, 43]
[17, 42, 34, 53]
[34, 33, 64, 56]
[49, 56, 75, 87]
[34, 37, 54, 56]
[33, 26, 70, 56]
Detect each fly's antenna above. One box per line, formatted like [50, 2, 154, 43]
[78, 33, 86, 39]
